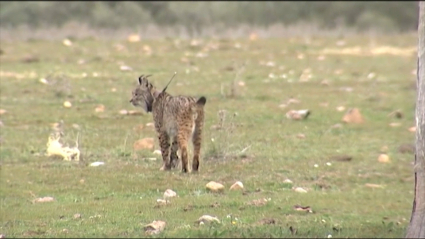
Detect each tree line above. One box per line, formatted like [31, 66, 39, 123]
[0, 2, 418, 33]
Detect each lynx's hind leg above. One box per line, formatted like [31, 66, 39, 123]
[170, 138, 180, 169]
[158, 132, 171, 171]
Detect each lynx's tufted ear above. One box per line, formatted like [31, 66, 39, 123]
[138, 75, 153, 87]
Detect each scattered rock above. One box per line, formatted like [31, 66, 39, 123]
[365, 183, 384, 188]
[119, 109, 128, 115]
[120, 65, 133, 71]
[378, 154, 390, 163]
[293, 187, 308, 193]
[293, 205, 313, 213]
[283, 179, 293, 184]
[33, 196, 55, 203]
[144, 220, 166, 235]
[408, 126, 416, 132]
[163, 189, 177, 199]
[156, 199, 168, 206]
[133, 138, 155, 150]
[206, 181, 225, 192]
[296, 133, 306, 139]
[63, 101, 72, 108]
[128, 34, 140, 43]
[196, 215, 220, 225]
[94, 104, 105, 113]
[320, 80, 330, 86]
[342, 108, 364, 124]
[63, 39, 72, 46]
[73, 213, 81, 219]
[127, 110, 142, 115]
[229, 181, 244, 191]
[153, 149, 162, 155]
[336, 106, 346, 112]
[89, 162, 104, 167]
[398, 144, 415, 154]
[389, 122, 401, 127]
[286, 109, 311, 120]
[0, 109, 6, 115]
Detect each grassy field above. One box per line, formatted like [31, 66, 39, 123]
[0, 33, 418, 238]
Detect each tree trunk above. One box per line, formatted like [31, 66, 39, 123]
[406, 2, 425, 238]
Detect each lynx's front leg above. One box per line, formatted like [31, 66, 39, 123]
[158, 132, 171, 170]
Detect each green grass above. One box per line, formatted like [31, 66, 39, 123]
[0, 34, 417, 238]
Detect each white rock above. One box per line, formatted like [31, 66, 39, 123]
[120, 65, 133, 71]
[63, 101, 72, 108]
[90, 162, 105, 167]
[206, 181, 225, 192]
[283, 179, 293, 184]
[197, 215, 220, 224]
[163, 189, 177, 199]
[144, 220, 166, 235]
[229, 181, 244, 190]
[293, 187, 308, 193]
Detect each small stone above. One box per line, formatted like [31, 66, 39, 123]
[378, 154, 390, 163]
[197, 215, 220, 225]
[95, 104, 105, 113]
[33, 196, 55, 203]
[229, 181, 244, 191]
[206, 181, 225, 192]
[283, 179, 293, 184]
[119, 109, 128, 115]
[63, 39, 72, 46]
[73, 213, 81, 219]
[408, 126, 416, 132]
[156, 199, 168, 205]
[128, 34, 140, 42]
[144, 220, 166, 235]
[89, 162, 105, 167]
[336, 106, 345, 112]
[293, 187, 308, 193]
[163, 189, 177, 199]
[286, 109, 311, 120]
[342, 108, 364, 124]
[63, 101, 72, 108]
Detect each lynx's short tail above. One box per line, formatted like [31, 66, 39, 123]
[196, 96, 207, 107]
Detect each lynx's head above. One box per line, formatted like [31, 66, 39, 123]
[129, 75, 157, 113]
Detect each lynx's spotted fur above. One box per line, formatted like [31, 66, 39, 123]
[130, 75, 206, 173]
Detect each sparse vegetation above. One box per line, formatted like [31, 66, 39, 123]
[0, 32, 417, 238]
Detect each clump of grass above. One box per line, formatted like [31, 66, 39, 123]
[206, 110, 250, 161]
